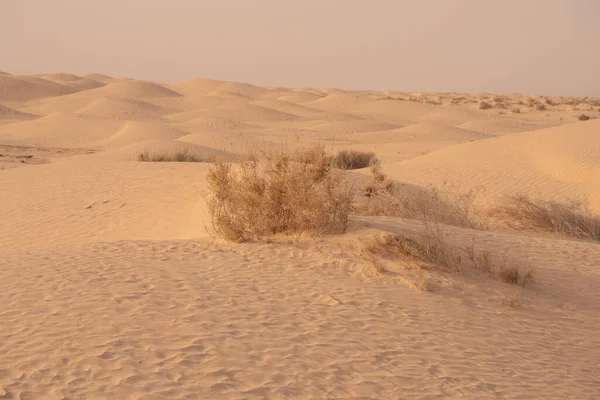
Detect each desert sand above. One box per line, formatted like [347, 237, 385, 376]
[1, 72, 600, 399]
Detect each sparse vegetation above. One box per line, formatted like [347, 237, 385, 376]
[362, 231, 534, 286]
[358, 168, 488, 230]
[361, 159, 394, 198]
[294, 148, 378, 170]
[138, 150, 207, 163]
[479, 101, 492, 110]
[362, 231, 462, 272]
[204, 147, 354, 242]
[496, 194, 600, 241]
[332, 150, 377, 170]
[578, 114, 591, 121]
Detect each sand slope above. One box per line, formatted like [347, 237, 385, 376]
[1, 72, 600, 398]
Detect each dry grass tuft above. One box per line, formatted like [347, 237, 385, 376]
[295, 148, 378, 170]
[578, 114, 591, 121]
[358, 175, 488, 231]
[404, 277, 435, 292]
[138, 150, 207, 163]
[479, 101, 492, 110]
[496, 194, 600, 241]
[362, 231, 534, 286]
[362, 231, 462, 272]
[204, 147, 354, 242]
[361, 159, 395, 198]
[332, 150, 378, 170]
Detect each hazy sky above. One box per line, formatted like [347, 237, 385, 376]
[3, 0, 599, 96]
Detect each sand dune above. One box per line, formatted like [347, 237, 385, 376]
[98, 139, 241, 162]
[98, 121, 189, 147]
[0, 105, 38, 121]
[76, 97, 174, 120]
[82, 73, 116, 83]
[0, 112, 122, 147]
[0, 75, 78, 102]
[87, 80, 182, 99]
[1, 72, 600, 398]
[207, 81, 268, 99]
[386, 119, 600, 210]
[169, 77, 226, 95]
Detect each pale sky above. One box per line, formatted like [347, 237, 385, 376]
[3, 0, 599, 96]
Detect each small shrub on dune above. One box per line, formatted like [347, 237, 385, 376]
[361, 159, 394, 198]
[138, 150, 205, 163]
[333, 150, 378, 170]
[496, 194, 600, 241]
[362, 231, 534, 286]
[479, 101, 493, 110]
[205, 147, 354, 242]
[578, 114, 591, 121]
[358, 168, 488, 231]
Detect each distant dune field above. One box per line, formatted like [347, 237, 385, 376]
[1, 73, 599, 399]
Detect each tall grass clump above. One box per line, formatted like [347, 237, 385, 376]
[362, 231, 534, 286]
[358, 164, 488, 230]
[205, 147, 354, 242]
[497, 194, 600, 241]
[332, 150, 377, 170]
[138, 150, 205, 162]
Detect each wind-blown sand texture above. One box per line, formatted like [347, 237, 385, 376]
[1, 73, 600, 399]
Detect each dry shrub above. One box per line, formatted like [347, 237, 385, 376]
[496, 194, 600, 241]
[479, 101, 493, 110]
[332, 150, 377, 170]
[205, 147, 354, 242]
[578, 114, 591, 121]
[463, 239, 534, 286]
[138, 150, 206, 163]
[404, 277, 435, 292]
[511, 108, 521, 114]
[359, 173, 488, 230]
[295, 148, 377, 170]
[362, 231, 462, 272]
[361, 159, 394, 198]
[362, 231, 534, 286]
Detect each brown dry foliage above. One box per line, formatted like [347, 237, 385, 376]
[479, 101, 493, 110]
[358, 167, 488, 230]
[138, 150, 207, 163]
[204, 147, 354, 242]
[496, 194, 600, 241]
[362, 231, 462, 272]
[295, 147, 377, 170]
[362, 231, 534, 286]
[332, 149, 378, 170]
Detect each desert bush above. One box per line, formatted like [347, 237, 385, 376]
[496, 194, 600, 241]
[578, 114, 591, 121]
[332, 150, 378, 170]
[294, 148, 377, 170]
[205, 148, 354, 242]
[138, 150, 205, 163]
[362, 231, 534, 286]
[479, 101, 493, 110]
[511, 108, 521, 114]
[359, 177, 488, 230]
[362, 231, 462, 272]
[361, 159, 394, 198]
